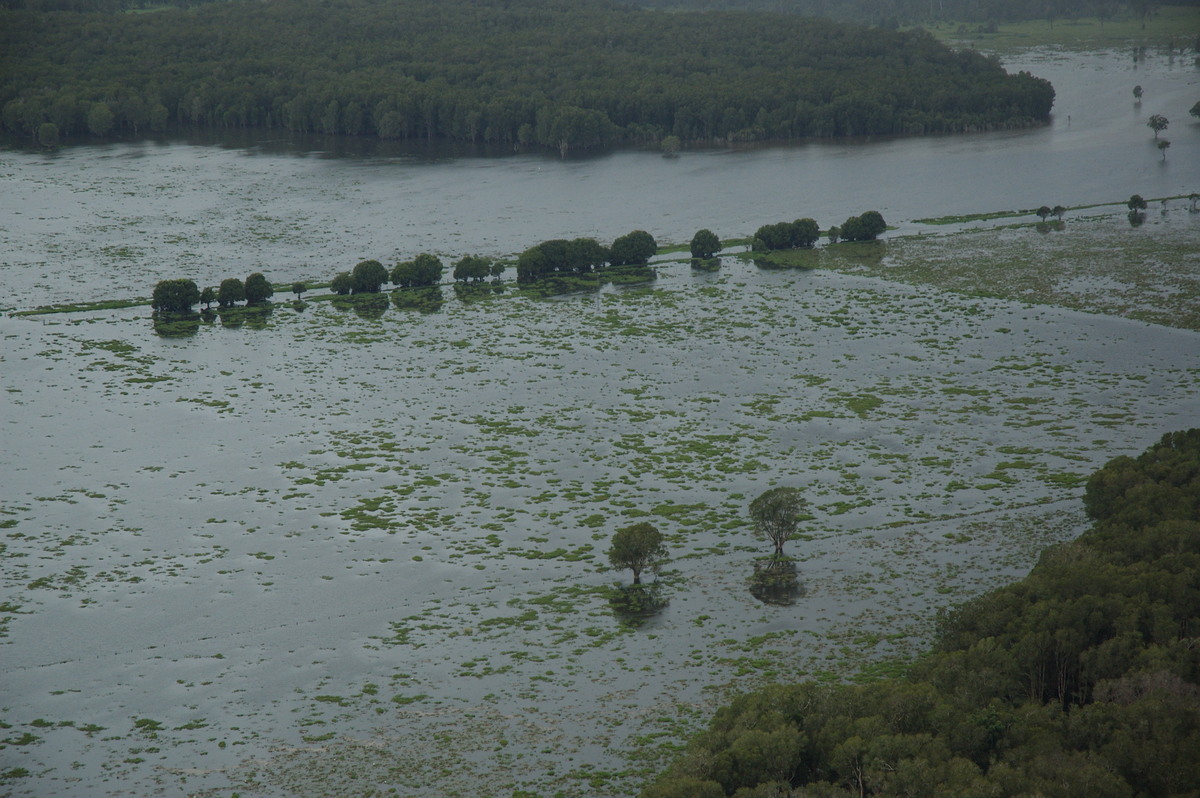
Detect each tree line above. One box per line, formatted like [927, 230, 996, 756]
[149, 212, 899, 315]
[623, 0, 1190, 27]
[1, 0, 1056, 151]
[643, 428, 1200, 797]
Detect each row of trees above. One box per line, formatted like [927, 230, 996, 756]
[150, 212, 898, 315]
[751, 211, 886, 251]
[643, 428, 1200, 797]
[151, 272, 273, 313]
[516, 231, 657, 283]
[0, 0, 1056, 149]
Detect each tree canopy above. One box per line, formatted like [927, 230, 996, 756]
[0, 0, 1055, 149]
[608, 521, 668, 585]
[244, 272, 273, 304]
[645, 429, 1200, 797]
[748, 487, 807, 557]
[151, 278, 199, 314]
[690, 229, 721, 260]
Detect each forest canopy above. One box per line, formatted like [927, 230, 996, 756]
[644, 429, 1200, 797]
[0, 0, 1055, 149]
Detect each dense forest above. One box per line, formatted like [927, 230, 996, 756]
[643, 428, 1200, 797]
[0, 0, 1056, 150]
[4, 0, 1193, 25]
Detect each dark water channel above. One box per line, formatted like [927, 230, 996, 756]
[1, 48, 1198, 798]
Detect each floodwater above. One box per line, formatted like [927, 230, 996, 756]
[1, 48, 1199, 797]
[1, 48, 1197, 309]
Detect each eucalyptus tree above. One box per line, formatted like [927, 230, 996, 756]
[749, 487, 806, 557]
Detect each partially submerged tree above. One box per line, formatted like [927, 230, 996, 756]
[607, 522, 667, 585]
[291, 281, 306, 300]
[1052, 205, 1066, 221]
[1132, 85, 1143, 103]
[1157, 139, 1170, 161]
[351, 259, 388, 293]
[217, 277, 245, 307]
[151, 278, 200, 314]
[1036, 205, 1051, 221]
[244, 271, 273, 304]
[610, 229, 657, 266]
[330, 272, 354, 295]
[690, 228, 721, 260]
[1127, 194, 1148, 212]
[749, 487, 806, 557]
[1147, 114, 1168, 138]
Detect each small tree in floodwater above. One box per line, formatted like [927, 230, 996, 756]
[749, 486, 806, 557]
[607, 522, 667, 585]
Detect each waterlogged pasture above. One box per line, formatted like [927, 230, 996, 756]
[3, 245, 1199, 795]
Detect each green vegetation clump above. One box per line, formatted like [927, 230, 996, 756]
[0, 0, 1053, 148]
[644, 429, 1200, 797]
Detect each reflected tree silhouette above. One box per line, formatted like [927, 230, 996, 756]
[748, 557, 805, 606]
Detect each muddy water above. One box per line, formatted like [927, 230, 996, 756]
[1, 47, 1199, 797]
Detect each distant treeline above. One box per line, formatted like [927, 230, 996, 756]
[4, 0, 1192, 25]
[644, 428, 1200, 797]
[627, 0, 1195, 26]
[1, 0, 1055, 150]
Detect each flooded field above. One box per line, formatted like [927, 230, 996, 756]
[2, 45, 1199, 797]
[4, 231, 1199, 795]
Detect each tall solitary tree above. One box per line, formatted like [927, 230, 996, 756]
[749, 487, 806, 557]
[1036, 205, 1052, 221]
[1133, 85, 1143, 103]
[607, 522, 667, 585]
[1127, 194, 1148, 212]
[1157, 139, 1170, 161]
[1147, 114, 1168, 139]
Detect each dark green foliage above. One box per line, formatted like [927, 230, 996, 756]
[150, 278, 199, 314]
[838, 210, 887, 242]
[291, 281, 305, 298]
[36, 122, 58, 148]
[199, 286, 215, 309]
[216, 277, 245, 307]
[646, 430, 1200, 798]
[244, 271, 273, 304]
[607, 521, 667, 585]
[351, 259, 388, 293]
[1036, 205, 1052, 221]
[0, 0, 1054, 146]
[610, 230, 657, 266]
[690, 228, 721, 260]
[391, 254, 443, 288]
[452, 255, 492, 283]
[752, 219, 820, 251]
[516, 237, 609, 282]
[1126, 194, 1148, 211]
[1146, 113, 1168, 138]
[330, 271, 353, 295]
